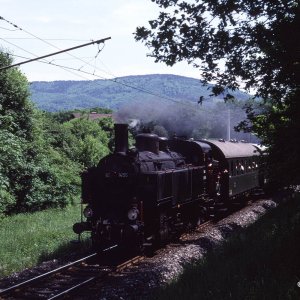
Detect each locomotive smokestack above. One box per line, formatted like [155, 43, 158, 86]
[114, 123, 128, 153]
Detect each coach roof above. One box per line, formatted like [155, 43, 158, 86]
[202, 139, 260, 159]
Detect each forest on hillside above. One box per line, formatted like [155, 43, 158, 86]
[29, 74, 250, 112]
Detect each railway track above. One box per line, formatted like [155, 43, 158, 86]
[0, 221, 214, 300]
[0, 246, 144, 300]
[0, 200, 258, 300]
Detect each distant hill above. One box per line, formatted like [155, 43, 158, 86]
[29, 74, 250, 112]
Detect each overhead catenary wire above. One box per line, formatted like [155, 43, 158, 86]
[0, 25, 18, 31]
[0, 16, 179, 92]
[0, 16, 217, 112]
[0, 39, 92, 80]
[0, 16, 142, 82]
[0, 16, 198, 106]
[0, 16, 114, 78]
[0, 37, 111, 79]
[4, 40, 184, 107]
[0, 37, 111, 71]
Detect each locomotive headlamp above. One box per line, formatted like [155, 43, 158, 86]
[127, 208, 139, 221]
[83, 206, 93, 218]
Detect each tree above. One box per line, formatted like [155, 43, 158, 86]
[135, 0, 298, 100]
[0, 130, 26, 214]
[135, 0, 300, 186]
[62, 118, 110, 168]
[0, 51, 34, 139]
[0, 51, 82, 214]
[0, 51, 35, 213]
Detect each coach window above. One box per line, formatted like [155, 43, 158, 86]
[247, 159, 252, 172]
[237, 161, 240, 175]
[231, 160, 235, 176]
[235, 160, 238, 175]
[230, 160, 235, 176]
[241, 160, 245, 174]
[237, 160, 245, 175]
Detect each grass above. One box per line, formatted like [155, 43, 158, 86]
[152, 195, 300, 300]
[0, 204, 91, 278]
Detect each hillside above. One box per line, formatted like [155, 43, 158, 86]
[29, 74, 250, 112]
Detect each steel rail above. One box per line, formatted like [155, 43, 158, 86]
[0, 252, 97, 297]
[47, 276, 98, 300]
[0, 244, 122, 298]
[46, 255, 144, 300]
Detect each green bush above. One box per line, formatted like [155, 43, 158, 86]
[0, 51, 113, 215]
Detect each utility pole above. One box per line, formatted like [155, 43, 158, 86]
[227, 108, 231, 141]
[0, 37, 111, 71]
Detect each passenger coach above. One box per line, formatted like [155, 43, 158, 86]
[202, 139, 261, 203]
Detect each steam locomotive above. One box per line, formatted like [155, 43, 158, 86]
[73, 124, 263, 251]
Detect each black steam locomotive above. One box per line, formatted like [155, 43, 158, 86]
[73, 124, 263, 251]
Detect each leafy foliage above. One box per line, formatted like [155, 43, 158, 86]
[135, 0, 298, 101]
[61, 117, 111, 168]
[0, 130, 25, 214]
[0, 51, 114, 215]
[135, 0, 300, 187]
[0, 52, 34, 139]
[241, 91, 300, 186]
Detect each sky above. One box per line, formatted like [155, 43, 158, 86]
[0, 0, 200, 82]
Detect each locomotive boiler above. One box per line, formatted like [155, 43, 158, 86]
[73, 124, 262, 252]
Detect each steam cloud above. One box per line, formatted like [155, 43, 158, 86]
[114, 98, 255, 141]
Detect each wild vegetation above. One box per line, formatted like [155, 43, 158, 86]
[0, 205, 90, 278]
[0, 52, 115, 277]
[0, 51, 114, 216]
